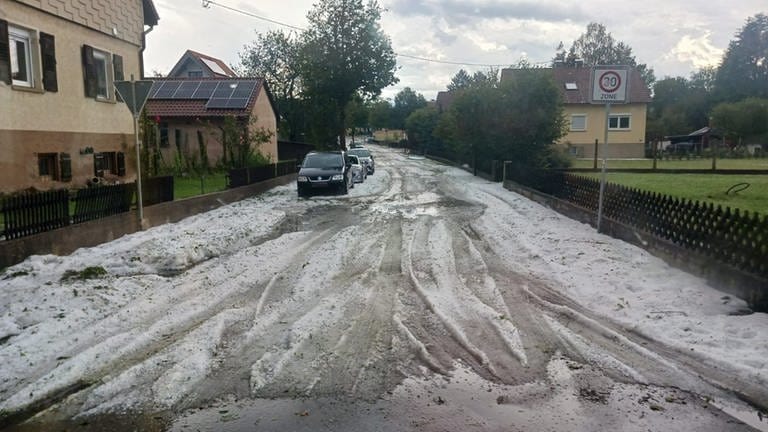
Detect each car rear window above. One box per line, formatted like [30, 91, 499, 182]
[348, 149, 371, 157]
[303, 153, 343, 168]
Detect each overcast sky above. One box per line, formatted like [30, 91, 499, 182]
[143, 0, 765, 100]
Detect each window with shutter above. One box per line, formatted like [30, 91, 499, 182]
[39, 32, 57, 92]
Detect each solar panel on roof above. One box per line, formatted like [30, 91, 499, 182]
[148, 81, 164, 98]
[212, 81, 236, 98]
[154, 81, 182, 98]
[192, 81, 217, 99]
[174, 81, 200, 98]
[206, 98, 231, 109]
[226, 98, 250, 109]
[231, 81, 257, 98]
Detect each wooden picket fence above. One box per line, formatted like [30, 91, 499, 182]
[516, 171, 768, 279]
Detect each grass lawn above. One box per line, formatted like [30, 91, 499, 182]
[572, 158, 768, 170]
[174, 173, 228, 200]
[579, 172, 768, 216]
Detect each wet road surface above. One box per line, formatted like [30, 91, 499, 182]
[4, 146, 766, 431]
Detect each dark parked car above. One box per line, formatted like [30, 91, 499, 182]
[297, 151, 354, 197]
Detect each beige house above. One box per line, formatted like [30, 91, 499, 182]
[501, 67, 652, 158]
[1, 0, 159, 194]
[144, 77, 279, 167]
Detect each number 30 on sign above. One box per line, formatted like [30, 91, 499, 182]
[591, 67, 628, 104]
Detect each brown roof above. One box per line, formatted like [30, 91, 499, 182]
[500, 67, 652, 104]
[168, 50, 237, 78]
[144, 78, 272, 119]
[435, 90, 457, 112]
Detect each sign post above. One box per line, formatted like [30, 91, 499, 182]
[590, 66, 629, 233]
[114, 76, 154, 227]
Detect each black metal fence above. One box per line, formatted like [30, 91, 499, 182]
[142, 175, 174, 206]
[227, 161, 297, 188]
[2, 189, 70, 240]
[1, 184, 136, 241]
[510, 170, 768, 279]
[72, 183, 135, 224]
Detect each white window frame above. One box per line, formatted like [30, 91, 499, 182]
[570, 114, 587, 131]
[92, 49, 111, 100]
[9, 25, 35, 88]
[608, 114, 631, 130]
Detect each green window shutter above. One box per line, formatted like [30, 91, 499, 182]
[117, 152, 126, 176]
[59, 153, 72, 182]
[82, 45, 96, 98]
[113, 53, 123, 101]
[0, 20, 10, 85]
[93, 152, 105, 177]
[40, 32, 58, 92]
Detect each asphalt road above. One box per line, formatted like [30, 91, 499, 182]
[6, 146, 765, 432]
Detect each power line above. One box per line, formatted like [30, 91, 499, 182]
[202, 0, 304, 31]
[395, 53, 513, 68]
[200, 0, 551, 68]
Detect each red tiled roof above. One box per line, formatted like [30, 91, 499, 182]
[186, 50, 237, 77]
[144, 78, 266, 118]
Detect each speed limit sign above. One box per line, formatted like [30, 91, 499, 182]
[591, 66, 628, 104]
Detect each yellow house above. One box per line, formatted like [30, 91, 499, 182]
[501, 67, 652, 158]
[0, 0, 159, 194]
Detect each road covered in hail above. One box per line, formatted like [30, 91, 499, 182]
[1, 145, 767, 432]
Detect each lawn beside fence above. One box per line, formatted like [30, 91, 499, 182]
[581, 173, 768, 215]
[173, 173, 228, 200]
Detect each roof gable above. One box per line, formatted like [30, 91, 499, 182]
[168, 50, 237, 78]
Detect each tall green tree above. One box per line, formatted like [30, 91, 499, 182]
[238, 30, 304, 141]
[435, 69, 566, 170]
[447, 69, 472, 91]
[345, 94, 371, 136]
[300, 0, 398, 149]
[446, 68, 499, 91]
[714, 13, 768, 102]
[392, 87, 427, 129]
[404, 106, 440, 154]
[555, 22, 655, 87]
[711, 98, 768, 145]
[368, 99, 393, 130]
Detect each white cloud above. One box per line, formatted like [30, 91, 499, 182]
[143, 0, 765, 99]
[666, 32, 724, 69]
